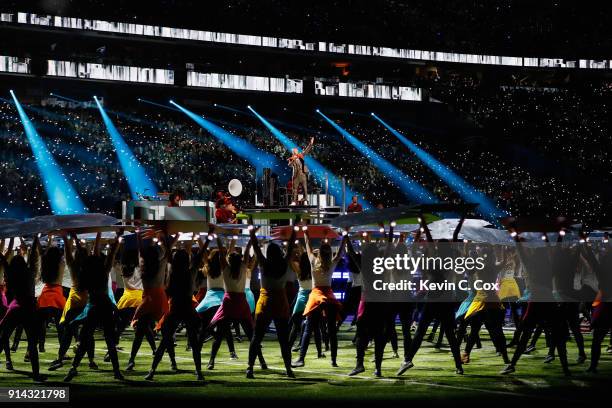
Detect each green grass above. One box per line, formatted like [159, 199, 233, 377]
[1, 324, 611, 406]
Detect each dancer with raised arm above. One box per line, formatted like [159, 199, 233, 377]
[0, 236, 43, 381]
[64, 232, 123, 382]
[49, 234, 96, 371]
[207, 237, 266, 369]
[397, 217, 464, 376]
[292, 227, 347, 368]
[583, 240, 612, 373]
[126, 231, 170, 371]
[195, 229, 237, 358]
[36, 239, 66, 354]
[0, 238, 14, 321]
[246, 220, 295, 379]
[144, 235, 203, 381]
[501, 232, 570, 376]
[460, 246, 509, 365]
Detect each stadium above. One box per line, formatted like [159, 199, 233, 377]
[0, 1, 611, 406]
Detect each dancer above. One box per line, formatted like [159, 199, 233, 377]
[543, 240, 586, 364]
[397, 218, 464, 376]
[289, 250, 324, 356]
[126, 231, 170, 371]
[583, 241, 612, 373]
[246, 221, 295, 379]
[194, 230, 236, 357]
[460, 246, 509, 365]
[348, 232, 389, 377]
[385, 234, 415, 363]
[288, 137, 314, 205]
[64, 233, 123, 382]
[0, 238, 14, 331]
[207, 237, 266, 370]
[48, 234, 94, 371]
[0, 236, 43, 381]
[292, 227, 347, 368]
[501, 233, 570, 376]
[108, 248, 155, 360]
[36, 242, 67, 353]
[338, 240, 362, 332]
[144, 240, 203, 381]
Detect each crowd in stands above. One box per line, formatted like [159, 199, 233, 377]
[0, 72, 609, 225]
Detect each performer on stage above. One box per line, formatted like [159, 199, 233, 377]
[288, 137, 314, 205]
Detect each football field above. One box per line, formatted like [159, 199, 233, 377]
[1, 324, 611, 406]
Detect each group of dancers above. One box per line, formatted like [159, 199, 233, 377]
[0, 217, 611, 383]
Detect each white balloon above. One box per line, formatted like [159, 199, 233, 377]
[228, 179, 243, 197]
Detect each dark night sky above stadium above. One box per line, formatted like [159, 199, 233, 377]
[6, 0, 612, 58]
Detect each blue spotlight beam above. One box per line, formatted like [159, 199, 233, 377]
[10, 91, 87, 215]
[138, 98, 181, 112]
[49, 93, 86, 104]
[317, 111, 436, 204]
[170, 101, 286, 176]
[372, 113, 506, 222]
[248, 106, 371, 209]
[94, 97, 157, 199]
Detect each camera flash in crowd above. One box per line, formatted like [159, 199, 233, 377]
[390, 221, 397, 227]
